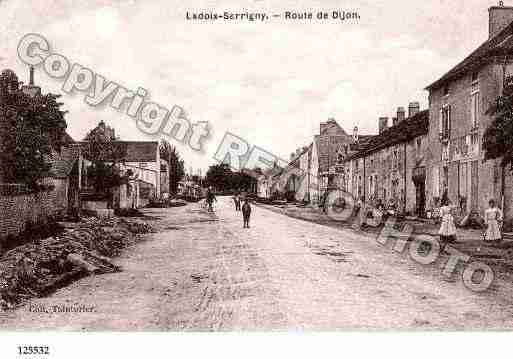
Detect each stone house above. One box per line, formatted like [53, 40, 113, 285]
[296, 144, 313, 202]
[316, 119, 354, 198]
[425, 4, 513, 218]
[343, 106, 429, 216]
[256, 164, 283, 199]
[336, 126, 375, 195]
[283, 145, 312, 202]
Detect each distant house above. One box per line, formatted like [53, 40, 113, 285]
[256, 164, 283, 200]
[334, 126, 374, 197]
[285, 118, 362, 205]
[79, 121, 169, 209]
[316, 118, 355, 197]
[284, 145, 311, 202]
[118, 141, 168, 208]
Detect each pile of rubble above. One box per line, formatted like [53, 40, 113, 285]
[0, 217, 155, 310]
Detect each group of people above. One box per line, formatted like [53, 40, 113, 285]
[355, 194, 504, 245]
[438, 198, 504, 245]
[233, 193, 252, 228]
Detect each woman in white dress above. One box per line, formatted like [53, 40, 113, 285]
[484, 199, 503, 242]
[438, 198, 457, 246]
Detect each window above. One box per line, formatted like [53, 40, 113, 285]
[443, 85, 449, 96]
[417, 138, 422, 150]
[440, 105, 451, 139]
[470, 74, 479, 129]
[470, 92, 479, 129]
[433, 166, 440, 198]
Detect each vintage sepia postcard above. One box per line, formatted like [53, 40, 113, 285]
[0, 0, 513, 357]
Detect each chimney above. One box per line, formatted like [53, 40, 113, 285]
[353, 126, 359, 142]
[296, 148, 301, 156]
[29, 66, 34, 85]
[408, 102, 420, 118]
[290, 152, 295, 161]
[378, 117, 388, 134]
[397, 106, 406, 122]
[489, 2, 513, 39]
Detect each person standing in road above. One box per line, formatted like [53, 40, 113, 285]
[484, 199, 503, 242]
[233, 193, 241, 211]
[232, 193, 238, 211]
[206, 187, 217, 212]
[242, 198, 251, 228]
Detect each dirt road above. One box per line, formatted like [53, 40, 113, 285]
[1, 196, 513, 330]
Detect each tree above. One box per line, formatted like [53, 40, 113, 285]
[204, 164, 258, 192]
[159, 140, 185, 194]
[0, 83, 68, 189]
[483, 78, 513, 170]
[483, 75, 513, 210]
[205, 163, 232, 191]
[82, 121, 127, 194]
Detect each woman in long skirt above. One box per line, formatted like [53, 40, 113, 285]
[484, 199, 503, 242]
[438, 198, 457, 249]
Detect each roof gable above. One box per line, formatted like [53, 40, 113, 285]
[122, 141, 158, 162]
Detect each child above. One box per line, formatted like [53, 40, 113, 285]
[242, 198, 251, 228]
[484, 199, 503, 242]
[438, 197, 457, 250]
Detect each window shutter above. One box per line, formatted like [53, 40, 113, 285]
[439, 109, 443, 134]
[470, 95, 475, 127]
[448, 105, 451, 135]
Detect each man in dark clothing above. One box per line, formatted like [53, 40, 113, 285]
[242, 198, 251, 228]
[232, 193, 241, 211]
[206, 187, 217, 212]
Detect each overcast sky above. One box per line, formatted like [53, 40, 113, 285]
[0, 0, 498, 173]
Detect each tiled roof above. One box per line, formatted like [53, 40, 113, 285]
[349, 135, 375, 151]
[121, 141, 158, 162]
[346, 110, 429, 160]
[77, 141, 159, 162]
[426, 20, 513, 90]
[288, 143, 312, 166]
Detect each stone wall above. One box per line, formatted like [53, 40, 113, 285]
[0, 178, 69, 240]
[0, 190, 58, 240]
